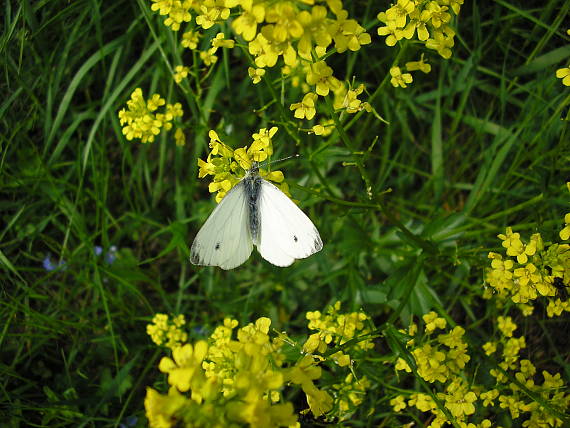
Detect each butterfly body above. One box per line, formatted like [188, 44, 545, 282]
[190, 163, 322, 270]
[243, 163, 262, 244]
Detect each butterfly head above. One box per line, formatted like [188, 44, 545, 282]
[247, 162, 260, 177]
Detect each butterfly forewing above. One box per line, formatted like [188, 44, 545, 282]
[257, 180, 323, 267]
[190, 182, 254, 270]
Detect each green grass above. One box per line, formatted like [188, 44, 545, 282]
[1, 0, 569, 426]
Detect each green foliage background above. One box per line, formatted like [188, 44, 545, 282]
[1, 0, 569, 426]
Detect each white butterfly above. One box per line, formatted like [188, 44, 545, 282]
[190, 163, 323, 269]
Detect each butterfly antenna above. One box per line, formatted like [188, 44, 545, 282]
[266, 154, 301, 168]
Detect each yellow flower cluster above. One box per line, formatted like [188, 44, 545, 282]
[146, 313, 188, 350]
[482, 318, 570, 426]
[151, 0, 193, 31]
[391, 312, 570, 427]
[377, 0, 461, 59]
[304, 301, 374, 366]
[484, 208, 570, 316]
[197, 127, 289, 202]
[149, 0, 373, 124]
[377, 0, 459, 88]
[388, 54, 433, 88]
[332, 373, 371, 421]
[118, 88, 183, 144]
[392, 312, 484, 426]
[302, 301, 373, 420]
[145, 317, 297, 428]
[145, 304, 374, 427]
[396, 312, 470, 382]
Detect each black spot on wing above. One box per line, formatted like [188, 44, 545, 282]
[215, 243, 220, 250]
[293, 235, 298, 242]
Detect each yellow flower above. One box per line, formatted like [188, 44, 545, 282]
[395, 357, 412, 372]
[444, 388, 477, 417]
[390, 395, 407, 411]
[199, 47, 218, 66]
[147, 93, 166, 111]
[499, 227, 531, 263]
[151, 0, 193, 31]
[437, 326, 466, 349]
[498, 395, 527, 419]
[421, 1, 451, 28]
[285, 355, 333, 416]
[306, 389, 333, 417]
[248, 67, 266, 84]
[144, 387, 187, 428]
[327, 10, 370, 54]
[306, 61, 341, 96]
[547, 298, 570, 317]
[514, 263, 541, 291]
[296, 5, 331, 59]
[542, 370, 564, 389]
[331, 351, 351, 367]
[480, 389, 499, 406]
[232, 0, 265, 41]
[425, 26, 455, 59]
[181, 30, 199, 49]
[519, 303, 534, 316]
[195, 0, 235, 29]
[249, 126, 277, 161]
[519, 359, 536, 377]
[423, 311, 447, 333]
[502, 336, 526, 369]
[211, 32, 235, 53]
[377, 12, 400, 46]
[303, 332, 328, 354]
[249, 33, 279, 68]
[399, 9, 430, 41]
[385, 0, 416, 28]
[290, 92, 318, 120]
[159, 341, 209, 392]
[406, 54, 432, 73]
[264, 2, 304, 44]
[483, 341, 497, 355]
[497, 316, 517, 337]
[390, 66, 413, 88]
[556, 65, 570, 86]
[312, 119, 333, 136]
[486, 252, 515, 293]
[412, 344, 448, 383]
[408, 393, 436, 412]
[334, 83, 371, 114]
[173, 65, 190, 83]
[442, 0, 464, 14]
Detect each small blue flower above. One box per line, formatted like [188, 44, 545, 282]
[94, 246, 103, 256]
[105, 245, 118, 264]
[43, 255, 66, 272]
[43, 255, 56, 271]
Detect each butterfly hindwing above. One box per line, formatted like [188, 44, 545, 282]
[257, 179, 323, 267]
[190, 182, 254, 270]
